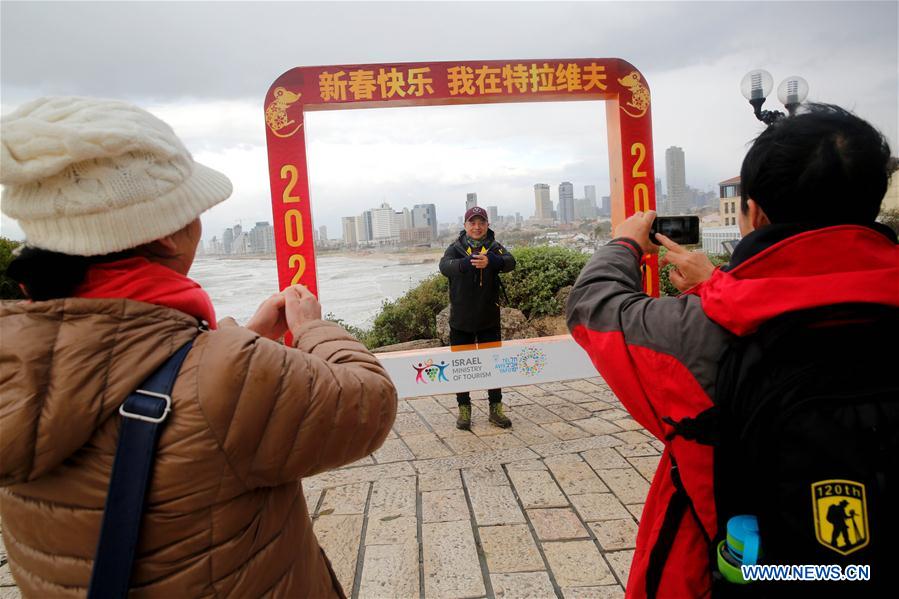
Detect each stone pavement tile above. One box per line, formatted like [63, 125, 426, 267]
[420, 410, 460, 432]
[514, 384, 550, 396]
[613, 418, 644, 431]
[462, 465, 509, 488]
[545, 456, 609, 496]
[369, 475, 416, 517]
[564, 379, 603, 393]
[512, 423, 561, 445]
[393, 411, 431, 435]
[627, 456, 661, 483]
[503, 458, 547, 472]
[538, 382, 571, 392]
[386, 429, 399, 439]
[604, 550, 635, 586]
[551, 389, 595, 404]
[433, 393, 459, 406]
[0, 564, 15, 587]
[528, 508, 589, 541]
[596, 409, 630, 422]
[444, 433, 490, 455]
[396, 399, 414, 413]
[313, 515, 364, 593]
[319, 482, 370, 516]
[579, 400, 616, 413]
[422, 489, 470, 523]
[562, 586, 625, 599]
[373, 438, 415, 464]
[414, 447, 539, 473]
[471, 420, 510, 437]
[596, 469, 651, 505]
[501, 391, 533, 406]
[626, 503, 645, 523]
[536, 393, 570, 406]
[514, 404, 563, 424]
[507, 469, 568, 509]
[409, 396, 447, 413]
[479, 524, 544, 573]
[545, 402, 592, 421]
[570, 493, 632, 522]
[0, 588, 21, 599]
[346, 455, 376, 468]
[419, 469, 463, 492]
[649, 439, 665, 452]
[423, 520, 486, 598]
[482, 432, 526, 450]
[571, 418, 622, 436]
[532, 434, 623, 458]
[366, 515, 418, 545]
[612, 430, 653, 444]
[491, 572, 556, 598]
[303, 486, 322, 514]
[467, 483, 526, 526]
[542, 540, 617, 587]
[542, 421, 591, 441]
[306, 462, 416, 490]
[403, 432, 454, 460]
[581, 447, 631, 470]
[589, 519, 639, 550]
[615, 443, 659, 458]
[358, 539, 420, 599]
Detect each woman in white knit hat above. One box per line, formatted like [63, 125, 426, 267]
[0, 97, 397, 598]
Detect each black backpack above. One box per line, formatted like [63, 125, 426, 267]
[671, 303, 899, 598]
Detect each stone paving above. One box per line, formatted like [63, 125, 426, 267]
[0, 376, 660, 599]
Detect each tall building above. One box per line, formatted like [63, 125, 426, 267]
[222, 227, 234, 254]
[665, 146, 688, 214]
[585, 185, 597, 212]
[487, 206, 499, 223]
[534, 184, 552, 219]
[248, 221, 275, 254]
[318, 225, 328, 242]
[466, 193, 478, 210]
[559, 182, 575, 224]
[412, 203, 438, 238]
[342, 216, 358, 245]
[358, 210, 373, 242]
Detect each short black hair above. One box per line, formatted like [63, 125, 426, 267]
[740, 103, 892, 225]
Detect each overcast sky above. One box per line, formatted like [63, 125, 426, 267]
[2, 1, 897, 242]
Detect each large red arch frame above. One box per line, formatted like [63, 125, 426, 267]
[264, 58, 658, 299]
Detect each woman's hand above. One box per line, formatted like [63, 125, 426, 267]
[285, 284, 322, 337]
[657, 234, 716, 292]
[613, 210, 658, 255]
[246, 293, 289, 340]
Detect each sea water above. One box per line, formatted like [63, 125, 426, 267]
[189, 254, 440, 328]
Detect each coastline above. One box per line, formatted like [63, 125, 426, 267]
[198, 248, 445, 264]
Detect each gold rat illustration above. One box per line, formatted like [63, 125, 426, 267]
[265, 87, 303, 138]
[618, 71, 650, 118]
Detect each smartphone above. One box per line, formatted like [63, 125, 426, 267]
[721, 239, 741, 257]
[650, 215, 700, 245]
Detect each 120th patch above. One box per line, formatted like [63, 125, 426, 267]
[811, 479, 869, 555]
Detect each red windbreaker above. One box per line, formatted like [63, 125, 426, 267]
[567, 224, 899, 598]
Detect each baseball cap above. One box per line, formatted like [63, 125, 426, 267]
[464, 206, 489, 222]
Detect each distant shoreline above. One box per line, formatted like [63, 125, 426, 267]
[198, 248, 444, 263]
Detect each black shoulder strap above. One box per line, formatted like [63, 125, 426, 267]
[87, 341, 193, 599]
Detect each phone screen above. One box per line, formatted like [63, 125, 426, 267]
[650, 216, 700, 245]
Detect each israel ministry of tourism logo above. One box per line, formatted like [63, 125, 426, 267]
[494, 346, 547, 378]
[412, 359, 449, 384]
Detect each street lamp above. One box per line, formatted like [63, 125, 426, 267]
[740, 69, 809, 125]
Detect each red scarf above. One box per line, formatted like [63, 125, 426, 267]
[76, 257, 217, 328]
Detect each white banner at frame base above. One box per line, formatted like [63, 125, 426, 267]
[375, 334, 598, 399]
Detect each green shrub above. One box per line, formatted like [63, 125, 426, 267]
[499, 246, 589, 317]
[0, 237, 24, 300]
[367, 274, 449, 347]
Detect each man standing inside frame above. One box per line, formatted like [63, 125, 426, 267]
[440, 206, 516, 430]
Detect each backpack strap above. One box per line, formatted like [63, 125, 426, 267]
[87, 341, 193, 599]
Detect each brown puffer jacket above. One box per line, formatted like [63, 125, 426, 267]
[0, 298, 398, 597]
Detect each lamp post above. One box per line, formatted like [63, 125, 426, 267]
[740, 69, 809, 125]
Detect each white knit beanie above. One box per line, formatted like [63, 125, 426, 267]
[0, 97, 233, 256]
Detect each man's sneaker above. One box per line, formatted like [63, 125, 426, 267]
[456, 404, 472, 430]
[489, 403, 512, 428]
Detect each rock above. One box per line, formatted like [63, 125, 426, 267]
[436, 306, 451, 344]
[372, 339, 443, 353]
[555, 285, 573, 312]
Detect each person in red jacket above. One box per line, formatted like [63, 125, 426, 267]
[567, 103, 899, 598]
